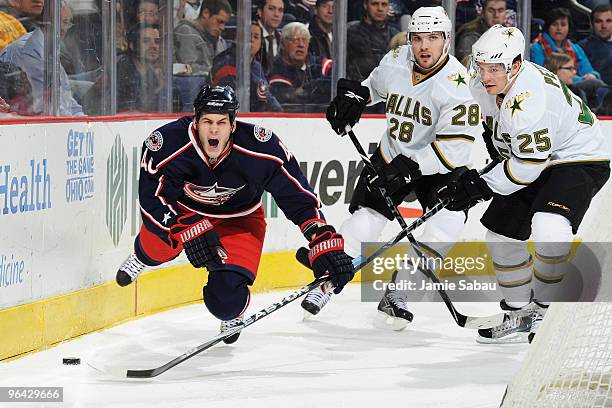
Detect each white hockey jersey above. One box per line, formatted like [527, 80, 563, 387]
[363, 46, 482, 175]
[470, 61, 610, 195]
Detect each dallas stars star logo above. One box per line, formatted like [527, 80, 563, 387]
[449, 73, 467, 87]
[502, 28, 515, 38]
[505, 91, 531, 116]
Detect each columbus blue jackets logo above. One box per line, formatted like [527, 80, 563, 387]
[145, 131, 163, 151]
[183, 182, 245, 205]
[253, 125, 272, 142]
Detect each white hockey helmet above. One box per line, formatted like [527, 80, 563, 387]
[407, 6, 453, 69]
[470, 25, 525, 81]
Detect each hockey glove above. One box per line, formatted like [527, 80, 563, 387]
[369, 155, 422, 195]
[437, 168, 493, 211]
[169, 213, 227, 270]
[308, 225, 354, 294]
[482, 121, 503, 164]
[326, 78, 370, 135]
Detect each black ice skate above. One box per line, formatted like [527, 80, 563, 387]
[301, 284, 332, 317]
[116, 252, 147, 287]
[376, 271, 414, 331]
[477, 300, 547, 344]
[220, 314, 244, 344]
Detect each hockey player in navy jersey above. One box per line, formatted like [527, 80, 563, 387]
[115, 85, 353, 344]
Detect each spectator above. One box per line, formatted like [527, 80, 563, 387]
[0, 60, 32, 115]
[578, 5, 612, 87]
[531, 8, 601, 85]
[175, 0, 202, 25]
[255, 0, 284, 75]
[211, 21, 282, 112]
[346, 0, 399, 85]
[0, 0, 84, 116]
[125, 0, 160, 28]
[268, 22, 331, 112]
[544, 52, 608, 112]
[455, 0, 506, 62]
[174, 0, 231, 77]
[84, 23, 174, 114]
[1, 0, 44, 50]
[307, 0, 332, 59]
[290, 0, 315, 23]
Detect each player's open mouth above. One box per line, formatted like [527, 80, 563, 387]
[208, 138, 219, 149]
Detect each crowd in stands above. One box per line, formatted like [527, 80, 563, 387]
[0, 0, 610, 116]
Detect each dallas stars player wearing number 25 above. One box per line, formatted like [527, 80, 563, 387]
[439, 25, 610, 344]
[303, 6, 483, 330]
[114, 85, 353, 344]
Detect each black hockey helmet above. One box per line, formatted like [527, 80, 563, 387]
[193, 85, 240, 123]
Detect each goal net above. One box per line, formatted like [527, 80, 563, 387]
[502, 302, 612, 408]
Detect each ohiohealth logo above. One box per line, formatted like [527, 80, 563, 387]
[0, 159, 51, 215]
[106, 135, 128, 247]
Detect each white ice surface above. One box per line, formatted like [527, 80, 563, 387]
[0, 285, 529, 408]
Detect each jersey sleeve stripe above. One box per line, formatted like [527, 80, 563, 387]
[280, 166, 322, 207]
[430, 142, 455, 171]
[156, 141, 193, 169]
[514, 154, 551, 164]
[140, 205, 171, 231]
[154, 175, 178, 215]
[269, 76, 293, 87]
[435, 134, 476, 142]
[233, 144, 284, 165]
[503, 161, 530, 185]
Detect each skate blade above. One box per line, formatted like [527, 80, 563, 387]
[476, 332, 529, 344]
[374, 310, 409, 332]
[302, 309, 316, 322]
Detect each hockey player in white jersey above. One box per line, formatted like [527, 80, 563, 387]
[439, 25, 610, 343]
[302, 6, 482, 330]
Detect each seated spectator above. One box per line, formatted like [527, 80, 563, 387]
[0, 0, 84, 116]
[455, 0, 507, 62]
[255, 0, 284, 75]
[268, 22, 331, 112]
[531, 8, 601, 85]
[578, 5, 612, 88]
[0, 60, 32, 115]
[308, 0, 332, 59]
[290, 0, 315, 23]
[84, 23, 175, 114]
[346, 0, 399, 83]
[174, 0, 231, 78]
[0, 0, 44, 50]
[211, 21, 282, 112]
[175, 0, 202, 25]
[125, 0, 160, 28]
[544, 52, 608, 112]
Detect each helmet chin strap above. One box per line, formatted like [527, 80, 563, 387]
[499, 61, 523, 94]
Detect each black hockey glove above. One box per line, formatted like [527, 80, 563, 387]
[369, 155, 422, 195]
[437, 168, 493, 211]
[326, 78, 370, 135]
[169, 213, 227, 270]
[482, 121, 503, 163]
[308, 225, 354, 294]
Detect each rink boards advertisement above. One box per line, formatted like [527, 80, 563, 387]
[0, 115, 610, 360]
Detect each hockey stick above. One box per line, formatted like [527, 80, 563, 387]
[119, 275, 331, 378]
[343, 127, 503, 329]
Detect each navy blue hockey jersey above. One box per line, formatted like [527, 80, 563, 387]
[139, 116, 324, 242]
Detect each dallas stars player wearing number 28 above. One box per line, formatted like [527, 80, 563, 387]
[114, 85, 353, 344]
[302, 6, 483, 330]
[439, 25, 610, 344]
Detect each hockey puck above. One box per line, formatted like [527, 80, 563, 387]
[62, 357, 80, 365]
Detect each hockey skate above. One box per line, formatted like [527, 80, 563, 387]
[301, 284, 332, 318]
[375, 271, 414, 331]
[477, 300, 547, 344]
[220, 314, 244, 344]
[116, 252, 147, 287]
